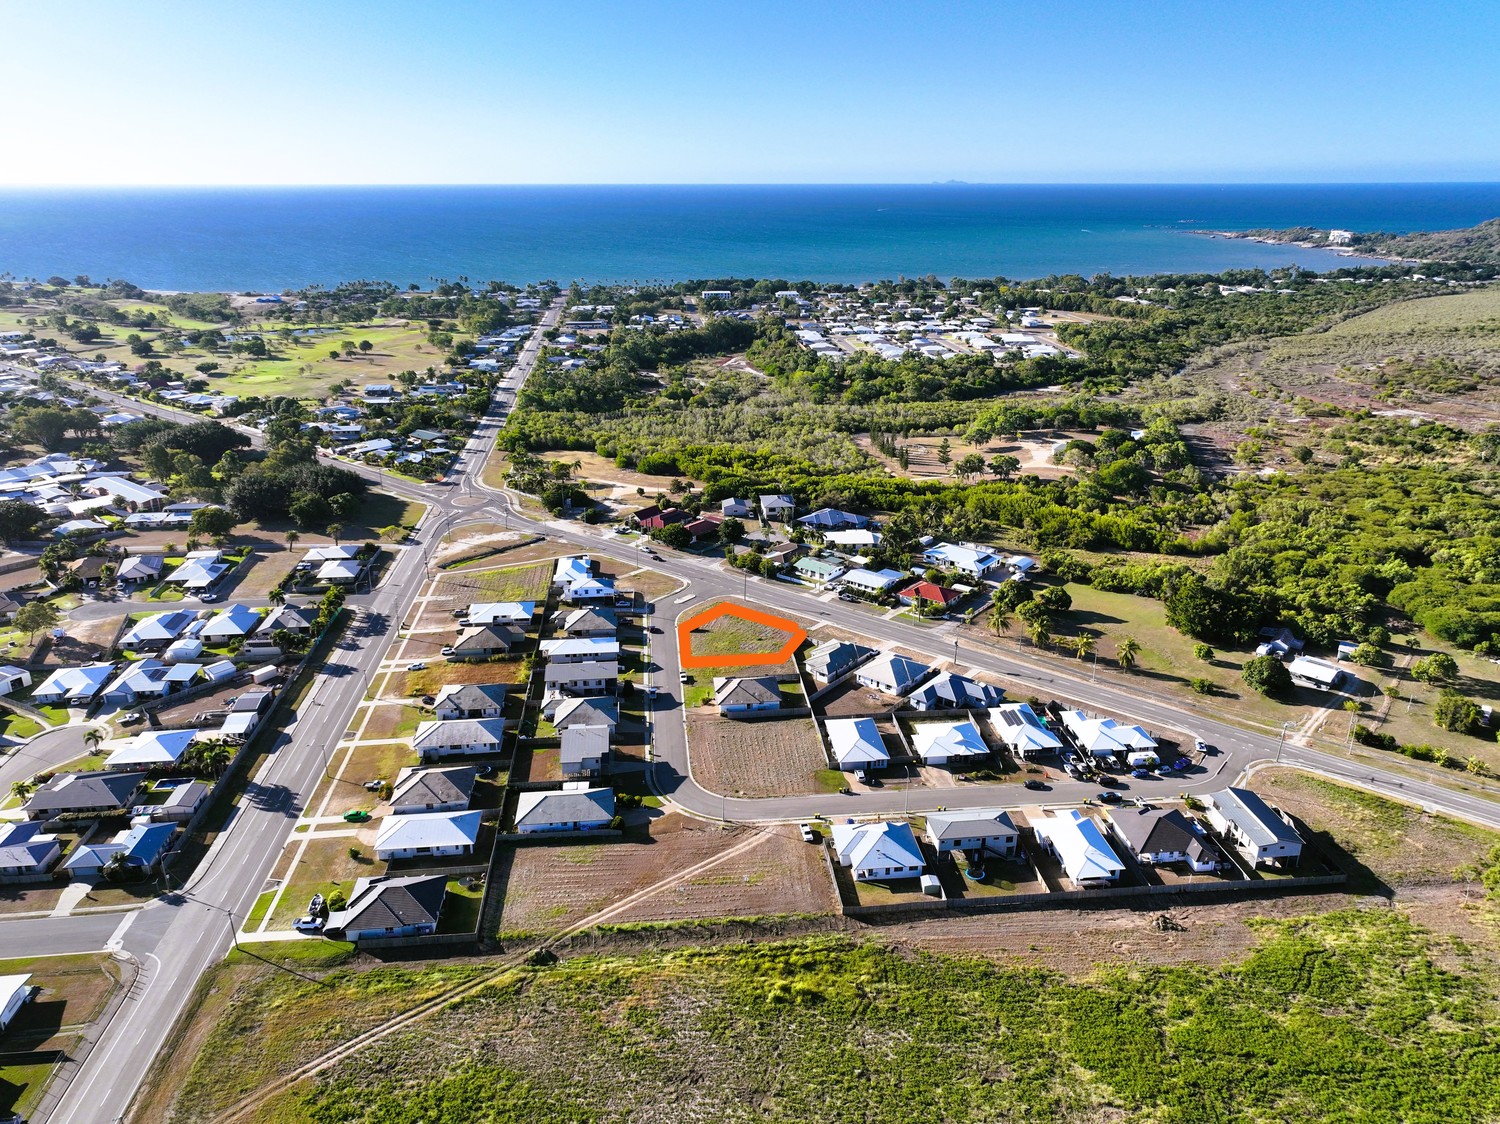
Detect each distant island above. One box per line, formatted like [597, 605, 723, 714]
[1203, 217, 1500, 265]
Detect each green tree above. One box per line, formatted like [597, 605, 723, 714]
[1037, 586, 1072, 612]
[652, 523, 690, 550]
[1115, 635, 1142, 671]
[0, 500, 43, 543]
[952, 453, 986, 483]
[1434, 692, 1482, 736]
[717, 516, 744, 545]
[285, 529, 300, 552]
[1412, 653, 1459, 685]
[325, 522, 344, 546]
[1192, 642, 1215, 662]
[987, 454, 1020, 480]
[988, 609, 1012, 642]
[936, 437, 952, 466]
[1071, 633, 1096, 660]
[189, 505, 236, 540]
[16, 600, 60, 642]
[358, 339, 373, 355]
[1243, 654, 1293, 696]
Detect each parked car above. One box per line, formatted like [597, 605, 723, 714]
[1096, 774, 1121, 787]
[798, 823, 816, 843]
[420, 695, 435, 706]
[293, 915, 325, 933]
[363, 780, 384, 792]
[1130, 768, 1151, 779]
[121, 710, 145, 725]
[451, 608, 467, 618]
[679, 672, 690, 683]
[199, 593, 219, 603]
[308, 893, 325, 914]
[343, 810, 371, 823]
[440, 645, 455, 656]
[1023, 779, 1047, 791]
[407, 662, 426, 671]
[1096, 791, 1123, 804]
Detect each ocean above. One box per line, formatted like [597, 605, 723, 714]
[2, 183, 1498, 292]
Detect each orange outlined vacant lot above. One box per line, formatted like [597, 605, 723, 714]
[678, 602, 808, 670]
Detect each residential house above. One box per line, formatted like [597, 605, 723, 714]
[1032, 809, 1125, 889]
[924, 809, 1018, 858]
[256, 604, 314, 636]
[119, 610, 196, 651]
[513, 785, 615, 833]
[683, 515, 722, 541]
[1107, 808, 1220, 872]
[896, 580, 962, 612]
[988, 702, 1063, 757]
[549, 696, 618, 730]
[116, 554, 164, 584]
[318, 558, 363, 585]
[115, 821, 177, 873]
[1059, 711, 1157, 760]
[0, 665, 32, 696]
[540, 637, 621, 664]
[909, 718, 989, 766]
[62, 841, 127, 878]
[713, 676, 782, 713]
[31, 663, 115, 706]
[64, 555, 111, 587]
[720, 497, 751, 518]
[166, 551, 227, 590]
[374, 810, 482, 861]
[200, 604, 263, 642]
[106, 728, 197, 770]
[24, 771, 143, 820]
[163, 638, 205, 664]
[390, 766, 478, 815]
[637, 507, 688, 532]
[433, 682, 509, 720]
[855, 652, 932, 696]
[758, 494, 795, 522]
[796, 507, 869, 532]
[450, 623, 525, 659]
[560, 723, 610, 778]
[552, 607, 616, 638]
[553, 555, 615, 603]
[905, 672, 1004, 712]
[411, 718, 506, 761]
[325, 874, 448, 941]
[793, 556, 845, 585]
[1287, 656, 1346, 691]
[543, 660, 618, 697]
[1204, 788, 1303, 867]
[920, 542, 1001, 580]
[831, 820, 926, 881]
[761, 541, 804, 567]
[823, 529, 881, 552]
[465, 601, 536, 626]
[0, 592, 20, 621]
[840, 568, 906, 598]
[825, 716, 890, 771]
[101, 660, 201, 707]
[0, 822, 61, 883]
[805, 640, 874, 684]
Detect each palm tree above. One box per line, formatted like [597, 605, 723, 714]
[1116, 635, 1142, 671]
[10, 779, 35, 803]
[326, 523, 343, 546]
[1027, 619, 1051, 648]
[197, 742, 233, 778]
[268, 587, 286, 607]
[989, 609, 1012, 642]
[83, 727, 103, 754]
[284, 529, 300, 553]
[1072, 633, 1096, 661]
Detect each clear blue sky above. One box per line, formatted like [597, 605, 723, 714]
[5, 0, 1498, 185]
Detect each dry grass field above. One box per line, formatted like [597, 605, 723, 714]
[686, 711, 829, 797]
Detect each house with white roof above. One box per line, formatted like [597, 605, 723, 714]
[831, 820, 926, 881]
[1059, 711, 1156, 759]
[920, 542, 1002, 580]
[825, 716, 890, 771]
[988, 703, 1063, 757]
[102, 659, 201, 706]
[466, 601, 536, 626]
[374, 810, 482, 861]
[513, 784, 615, 833]
[1287, 656, 1346, 691]
[909, 718, 989, 766]
[758, 494, 795, 522]
[720, 497, 751, 518]
[0, 665, 31, 696]
[166, 552, 227, 590]
[540, 637, 621, 664]
[840, 568, 906, 597]
[542, 661, 618, 696]
[32, 663, 115, 706]
[106, 728, 197, 770]
[1032, 809, 1124, 889]
[823, 529, 882, 552]
[855, 652, 931, 696]
[0, 974, 32, 1030]
[1204, 788, 1303, 867]
[411, 718, 506, 760]
[200, 604, 263, 641]
[924, 809, 1018, 857]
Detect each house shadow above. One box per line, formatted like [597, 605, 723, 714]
[1287, 814, 1389, 898]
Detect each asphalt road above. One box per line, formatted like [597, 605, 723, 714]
[9, 297, 567, 1124]
[0, 722, 101, 797]
[10, 284, 1500, 1120]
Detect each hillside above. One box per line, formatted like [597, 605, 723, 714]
[1232, 218, 1500, 265]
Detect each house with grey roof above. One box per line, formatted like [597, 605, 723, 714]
[560, 724, 610, 778]
[1106, 807, 1220, 872]
[804, 639, 874, 684]
[1204, 788, 1303, 867]
[905, 672, 1004, 712]
[24, 771, 143, 820]
[543, 660, 618, 696]
[553, 607, 618, 638]
[513, 785, 615, 833]
[0, 822, 62, 882]
[325, 875, 448, 941]
[433, 682, 509, 720]
[923, 809, 1018, 857]
[549, 696, 618, 730]
[713, 676, 782, 713]
[411, 718, 506, 760]
[451, 623, 525, 659]
[855, 652, 932, 696]
[390, 766, 478, 815]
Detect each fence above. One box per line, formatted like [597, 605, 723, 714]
[495, 828, 623, 844]
[357, 931, 478, 951]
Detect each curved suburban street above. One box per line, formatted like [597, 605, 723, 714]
[5, 289, 1499, 1124]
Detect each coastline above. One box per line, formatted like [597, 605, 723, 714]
[1188, 228, 1415, 265]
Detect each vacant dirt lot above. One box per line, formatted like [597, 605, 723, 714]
[687, 711, 829, 797]
[417, 562, 553, 628]
[493, 815, 834, 938]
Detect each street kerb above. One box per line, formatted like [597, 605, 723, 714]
[677, 602, 808, 670]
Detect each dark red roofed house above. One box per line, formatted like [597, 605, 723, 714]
[897, 580, 962, 610]
[638, 507, 689, 532]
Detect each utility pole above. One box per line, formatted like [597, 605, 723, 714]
[1276, 721, 1294, 763]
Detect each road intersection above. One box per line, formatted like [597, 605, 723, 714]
[6, 289, 1500, 1121]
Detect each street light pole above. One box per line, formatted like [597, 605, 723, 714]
[1276, 721, 1294, 763]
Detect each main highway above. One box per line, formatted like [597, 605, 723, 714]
[6, 287, 1500, 1121]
